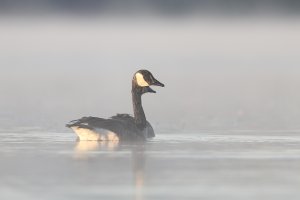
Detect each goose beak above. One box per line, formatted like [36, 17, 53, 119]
[144, 86, 156, 93]
[152, 79, 165, 87]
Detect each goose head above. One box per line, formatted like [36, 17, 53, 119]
[132, 70, 165, 94]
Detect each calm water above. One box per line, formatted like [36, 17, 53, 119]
[1, 131, 300, 200]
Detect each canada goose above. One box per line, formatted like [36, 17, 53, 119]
[66, 70, 164, 141]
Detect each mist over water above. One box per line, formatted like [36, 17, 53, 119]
[1, 2, 300, 200]
[0, 14, 300, 132]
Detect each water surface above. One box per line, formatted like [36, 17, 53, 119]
[1, 131, 300, 200]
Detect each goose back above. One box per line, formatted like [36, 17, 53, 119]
[67, 114, 155, 141]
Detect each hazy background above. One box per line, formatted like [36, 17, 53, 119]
[0, 0, 300, 132]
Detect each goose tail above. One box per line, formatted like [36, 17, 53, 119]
[66, 117, 90, 128]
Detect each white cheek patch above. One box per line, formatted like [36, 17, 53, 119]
[136, 73, 149, 87]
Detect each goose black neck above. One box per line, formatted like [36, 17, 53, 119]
[132, 85, 147, 130]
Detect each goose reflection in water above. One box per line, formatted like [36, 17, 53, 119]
[74, 140, 147, 200]
[74, 140, 120, 154]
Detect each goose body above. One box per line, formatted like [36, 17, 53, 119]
[66, 70, 164, 141]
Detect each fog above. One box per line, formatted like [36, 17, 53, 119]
[0, 1, 300, 132]
[0, 15, 299, 132]
[1, 3, 300, 200]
